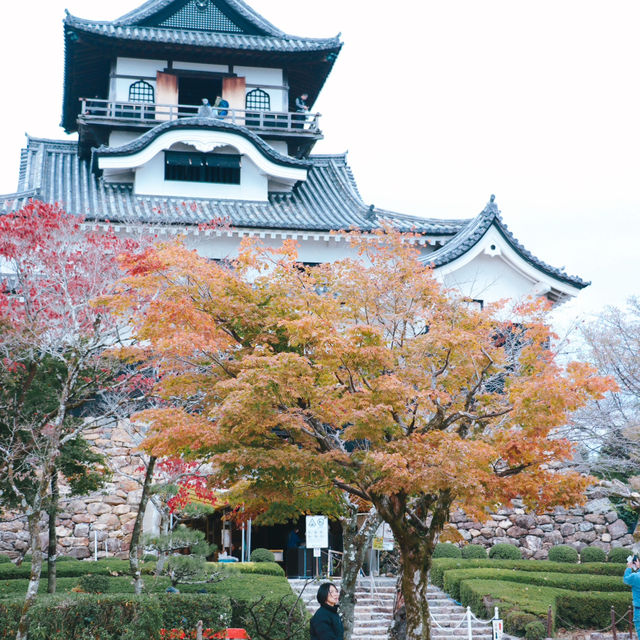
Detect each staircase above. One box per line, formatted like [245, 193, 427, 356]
[288, 577, 498, 640]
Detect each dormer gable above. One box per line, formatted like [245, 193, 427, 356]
[113, 0, 283, 36]
[94, 118, 310, 201]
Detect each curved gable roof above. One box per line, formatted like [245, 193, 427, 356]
[424, 196, 589, 289]
[92, 117, 312, 170]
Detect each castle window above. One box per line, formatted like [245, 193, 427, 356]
[245, 89, 270, 111]
[165, 151, 241, 185]
[128, 80, 155, 103]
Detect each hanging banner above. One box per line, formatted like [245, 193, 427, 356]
[373, 523, 394, 550]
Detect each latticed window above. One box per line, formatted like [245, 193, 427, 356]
[128, 80, 155, 103]
[245, 89, 270, 111]
[159, 0, 243, 32]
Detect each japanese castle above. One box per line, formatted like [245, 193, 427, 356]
[1, 0, 587, 308]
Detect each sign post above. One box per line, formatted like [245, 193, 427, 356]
[306, 515, 328, 577]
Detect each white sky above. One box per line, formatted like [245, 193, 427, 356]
[1, 0, 639, 333]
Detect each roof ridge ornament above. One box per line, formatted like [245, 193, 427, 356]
[485, 193, 500, 216]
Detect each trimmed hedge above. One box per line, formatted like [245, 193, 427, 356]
[0, 558, 138, 580]
[580, 546, 607, 563]
[608, 547, 632, 563]
[249, 548, 275, 563]
[461, 545, 487, 559]
[433, 543, 462, 558]
[230, 594, 308, 640]
[207, 561, 284, 577]
[78, 573, 111, 593]
[555, 591, 633, 630]
[525, 620, 546, 640]
[430, 558, 625, 588]
[0, 594, 231, 640]
[489, 543, 522, 560]
[548, 545, 578, 564]
[0, 555, 12, 564]
[442, 568, 628, 601]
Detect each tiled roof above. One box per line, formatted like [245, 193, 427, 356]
[64, 12, 342, 53]
[2, 136, 467, 234]
[93, 118, 313, 169]
[424, 196, 589, 289]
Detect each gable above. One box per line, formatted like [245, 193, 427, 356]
[157, 0, 243, 33]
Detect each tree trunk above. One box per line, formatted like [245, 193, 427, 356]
[150, 495, 170, 577]
[15, 511, 45, 640]
[129, 455, 156, 595]
[47, 470, 59, 594]
[396, 536, 432, 640]
[339, 505, 381, 640]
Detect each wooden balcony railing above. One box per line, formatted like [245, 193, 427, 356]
[79, 98, 321, 134]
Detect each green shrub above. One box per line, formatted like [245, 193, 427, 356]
[56, 556, 79, 562]
[608, 547, 631, 563]
[0, 555, 12, 564]
[249, 548, 275, 563]
[461, 545, 487, 559]
[207, 561, 284, 577]
[556, 591, 632, 630]
[0, 593, 233, 639]
[441, 568, 626, 601]
[548, 545, 578, 563]
[78, 573, 110, 593]
[0, 557, 132, 581]
[433, 543, 462, 558]
[580, 546, 606, 563]
[231, 594, 308, 640]
[505, 611, 538, 636]
[430, 558, 623, 589]
[525, 620, 546, 640]
[489, 543, 522, 560]
[144, 554, 158, 562]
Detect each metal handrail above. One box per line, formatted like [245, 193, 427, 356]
[79, 98, 321, 132]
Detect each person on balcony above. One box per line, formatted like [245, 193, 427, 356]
[198, 98, 213, 118]
[294, 93, 309, 129]
[310, 583, 343, 640]
[214, 96, 229, 119]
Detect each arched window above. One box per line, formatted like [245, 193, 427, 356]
[129, 80, 155, 103]
[245, 88, 270, 111]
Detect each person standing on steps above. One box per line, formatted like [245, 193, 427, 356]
[310, 582, 343, 640]
[624, 554, 640, 639]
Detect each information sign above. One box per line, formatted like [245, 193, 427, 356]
[306, 515, 329, 549]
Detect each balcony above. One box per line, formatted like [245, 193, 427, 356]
[78, 98, 321, 137]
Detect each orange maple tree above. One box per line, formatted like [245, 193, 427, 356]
[108, 230, 614, 640]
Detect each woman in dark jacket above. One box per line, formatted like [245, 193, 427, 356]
[310, 582, 344, 640]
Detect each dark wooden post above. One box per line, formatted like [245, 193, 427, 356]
[546, 605, 553, 638]
[611, 606, 617, 640]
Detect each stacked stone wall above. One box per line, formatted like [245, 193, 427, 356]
[0, 424, 637, 560]
[450, 494, 636, 558]
[0, 421, 144, 560]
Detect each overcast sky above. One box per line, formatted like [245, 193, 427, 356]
[1, 0, 638, 334]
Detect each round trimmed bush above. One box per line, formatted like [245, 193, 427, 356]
[461, 544, 487, 559]
[77, 573, 110, 593]
[608, 547, 631, 563]
[580, 546, 606, 563]
[525, 620, 546, 640]
[505, 611, 537, 636]
[489, 543, 522, 560]
[433, 543, 462, 559]
[548, 544, 578, 563]
[249, 548, 275, 563]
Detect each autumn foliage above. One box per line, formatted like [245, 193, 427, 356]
[108, 229, 614, 640]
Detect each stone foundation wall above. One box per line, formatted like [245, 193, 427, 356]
[0, 423, 637, 560]
[0, 421, 145, 560]
[450, 494, 636, 558]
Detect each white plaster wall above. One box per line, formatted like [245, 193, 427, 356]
[134, 147, 269, 200]
[442, 252, 536, 304]
[173, 61, 229, 73]
[235, 66, 287, 111]
[109, 131, 141, 147]
[113, 58, 167, 102]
